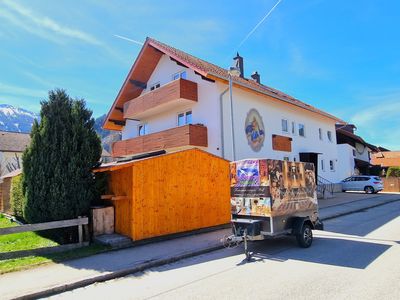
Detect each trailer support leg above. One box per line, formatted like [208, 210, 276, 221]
[244, 229, 251, 261]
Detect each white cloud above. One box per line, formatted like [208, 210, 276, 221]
[2, 0, 102, 46]
[0, 82, 47, 98]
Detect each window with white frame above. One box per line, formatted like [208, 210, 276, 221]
[327, 130, 333, 142]
[138, 123, 148, 136]
[298, 123, 305, 137]
[177, 110, 192, 126]
[319, 128, 323, 140]
[149, 82, 160, 91]
[283, 156, 289, 161]
[321, 159, 325, 171]
[173, 71, 187, 80]
[329, 160, 335, 171]
[352, 149, 356, 157]
[291, 121, 296, 135]
[281, 119, 288, 132]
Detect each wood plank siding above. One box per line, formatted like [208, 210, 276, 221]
[123, 78, 198, 119]
[112, 124, 208, 157]
[103, 149, 230, 241]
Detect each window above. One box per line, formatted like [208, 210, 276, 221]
[329, 160, 335, 171]
[281, 119, 288, 132]
[149, 82, 160, 91]
[291, 122, 296, 135]
[283, 156, 289, 161]
[319, 128, 323, 140]
[138, 123, 148, 136]
[173, 71, 187, 80]
[352, 149, 356, 157]
[321, 159, 325, 171]
[298, 124, 305, 137]
[178, 110, 192, 126]
[327, 130, 333, 142]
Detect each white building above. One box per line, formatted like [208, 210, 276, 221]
[104, 38, 345, 183]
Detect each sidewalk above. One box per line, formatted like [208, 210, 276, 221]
[2, 192, 400, 300]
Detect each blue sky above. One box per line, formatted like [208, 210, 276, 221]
[0, 0, 399, 149]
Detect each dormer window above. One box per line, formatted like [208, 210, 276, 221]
[173, 71, 187, 80]
[149, 82, 160, 91]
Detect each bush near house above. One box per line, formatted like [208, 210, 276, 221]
[386, 166, 400, 178]
[22, 89, 101, 224]
[10, 175, 24, 220]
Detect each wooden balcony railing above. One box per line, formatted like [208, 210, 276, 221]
[112, 124, 207, 157]
[123, 78, 198, 120]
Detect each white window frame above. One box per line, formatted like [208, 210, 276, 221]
[321, 159, 325, 172]
[149, 82, 161, 91]
[172, 70, 187, 80]
[281, 119, 288, 133]
[327, 130, 333, 142]
[283, 156, 290, 161]
[319, 128, 323, 140]
[298, 123, 305, 137]
[138, 123, 148, 136]
[177, 110, 192, 126]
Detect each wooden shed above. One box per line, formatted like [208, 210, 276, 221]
[0, 169, 22, 214]
[93, 149, 231, 241]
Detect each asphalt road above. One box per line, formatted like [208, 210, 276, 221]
[48, 201, 400, 300]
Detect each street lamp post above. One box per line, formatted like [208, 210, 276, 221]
[228, 66, 241, 161]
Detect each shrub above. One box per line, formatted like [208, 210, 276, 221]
[386, 166, 400, 178]
[10, 175, 24, 219]
[22, 89, 101, 223]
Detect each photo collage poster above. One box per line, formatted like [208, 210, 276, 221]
[230, 159, 317, 217]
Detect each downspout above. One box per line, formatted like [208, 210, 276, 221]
[219, 87, 229, 159]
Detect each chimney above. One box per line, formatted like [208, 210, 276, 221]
[233, 52, 244, 78]
[251, 71, 260, 84]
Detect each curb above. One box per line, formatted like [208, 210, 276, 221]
[13, 245, 224, 300]
[13, 198, 400, 299]
[321, 198, 400, 221]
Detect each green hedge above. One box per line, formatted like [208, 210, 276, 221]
[386, 166, 400, 178]
[10, 175, 25, 219]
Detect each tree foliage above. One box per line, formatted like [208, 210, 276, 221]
[22, 89, 101, 223]
[386, 166, 400, 178]
[10, 175, 24, 219]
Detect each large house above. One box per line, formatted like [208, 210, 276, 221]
[103, 37, 345, 182]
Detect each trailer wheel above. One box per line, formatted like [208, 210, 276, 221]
[296, 224, 313, 248]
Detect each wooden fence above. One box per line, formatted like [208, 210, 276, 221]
[382, 177, 400, 192]
[0, 217, 89, 260]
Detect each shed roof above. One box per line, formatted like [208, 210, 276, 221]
[0, 168, 22, 179]
[0, 131, 31, 152]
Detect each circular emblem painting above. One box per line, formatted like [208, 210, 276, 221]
[244, 109, 265, 152]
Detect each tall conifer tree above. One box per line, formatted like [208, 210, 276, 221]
[22, 89, 101, 222]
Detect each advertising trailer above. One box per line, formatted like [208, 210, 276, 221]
[224, 158, 323, 260]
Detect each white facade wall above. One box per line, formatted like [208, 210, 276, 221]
[337, 144, 356, 181]
[354, 142, 370, 162]
[120, 53, 343, 182]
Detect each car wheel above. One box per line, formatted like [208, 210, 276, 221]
[342, 190, 346, 193]
[296, 224, 313, 248]
[364, 186, 374, 194]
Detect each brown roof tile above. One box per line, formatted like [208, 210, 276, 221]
[0, 131, 31, 152]
[147, 37, 345, 123]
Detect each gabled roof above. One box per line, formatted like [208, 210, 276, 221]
[104, 37, 345, 130]
[0, 131, 30, 152]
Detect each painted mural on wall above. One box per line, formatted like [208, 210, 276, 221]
[244, 109, 265, 152]
[230, 159, 317, 218]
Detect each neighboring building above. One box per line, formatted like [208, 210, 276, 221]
[103, 37, 345, 182]
[371, 151, 400, 168]
[335, 124, 378, 179]
[0, 131, 30, 176]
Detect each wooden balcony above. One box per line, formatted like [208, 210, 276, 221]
[112, 124, 208, 157]
[123, 78, 198, 120]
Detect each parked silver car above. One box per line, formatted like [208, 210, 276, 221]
[341, 176, 383, 194]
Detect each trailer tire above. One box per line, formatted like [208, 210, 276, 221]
[296, 224, 313, 248]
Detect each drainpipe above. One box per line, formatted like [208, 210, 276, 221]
[219, 87, 229, 159]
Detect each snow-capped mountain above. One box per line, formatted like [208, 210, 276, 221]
[0, 104, 39, 133]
